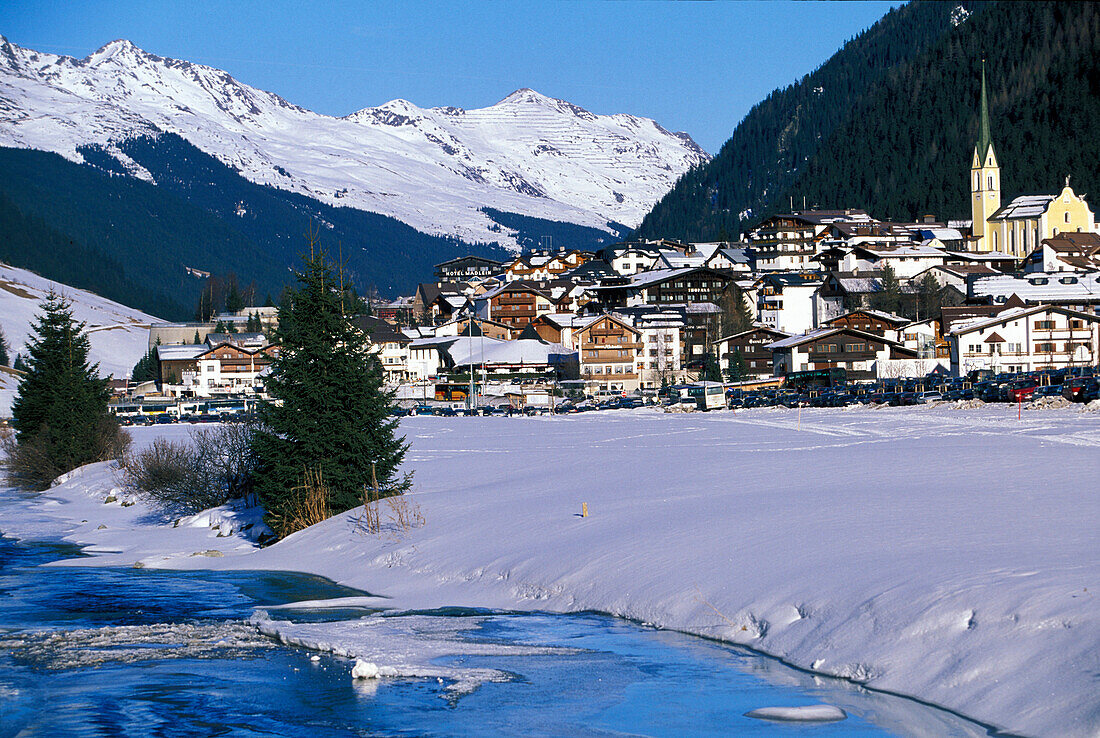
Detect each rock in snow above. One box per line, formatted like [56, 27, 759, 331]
[744, 705, 847, 723]
[351, 659, 380, 680]
[0, 36, 709, 250]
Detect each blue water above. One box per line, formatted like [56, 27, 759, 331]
[0, 535, 991, 737]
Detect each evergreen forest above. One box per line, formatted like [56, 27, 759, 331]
[634, 1, 1100, 241]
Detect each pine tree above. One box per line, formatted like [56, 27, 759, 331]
[702, 352, 724, 383]
[915, 273, 942, 321]
[194, 330, 202, 345]
[0, 326, 9, 367]
[224, 274, 245, 314]
[726, 349, 747, 382]
[13, 353, 27, 372]
[251, 245, 409, 538]
[871, 263, 902, 315]
[8, 291, 122, 490]
[131, 340, 160, 383]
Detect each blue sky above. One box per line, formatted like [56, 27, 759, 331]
[1, 1, 899, 153]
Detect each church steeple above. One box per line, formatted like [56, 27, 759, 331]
[970, 60, 1001, 251]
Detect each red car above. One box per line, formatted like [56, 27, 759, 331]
[1006, 379, 1039, 402]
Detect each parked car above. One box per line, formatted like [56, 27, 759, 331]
[915, 391, 943, 404]
[1005, 379, 1039, 403]
[1063, 376, 1100, 403]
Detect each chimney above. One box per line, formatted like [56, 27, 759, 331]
[922, 214, 936, 224]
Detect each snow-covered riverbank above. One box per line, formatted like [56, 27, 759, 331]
[1, 405, 1097, 737]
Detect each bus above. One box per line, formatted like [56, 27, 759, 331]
[434, 383, 470, 402]
[686, 381, 727, 411]
[782, 368, 847, 391]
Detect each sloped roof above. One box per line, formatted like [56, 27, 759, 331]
[970, 272, 1100, 302]
[156, 344, 205, 361]
[713, 325, 791, 345]
[991, 194, 1056, 221]
[827, 308, 909, 326]
[767, 326, 905, 351]
[948, 303, 1100, 335]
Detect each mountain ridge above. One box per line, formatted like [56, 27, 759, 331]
[0, 35, 708, 251]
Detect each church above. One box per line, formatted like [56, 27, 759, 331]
[969, 65, 1096, 256]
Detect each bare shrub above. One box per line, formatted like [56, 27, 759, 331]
[5, 419, 130, 490]
[387, 493, 425, 534]
[120, 423, 256, 514]
[355, 463, 423, 538]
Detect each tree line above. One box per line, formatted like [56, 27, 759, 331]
[5, 241, 411, 543]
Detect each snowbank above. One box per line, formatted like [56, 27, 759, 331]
[1, 407, 1098, 736]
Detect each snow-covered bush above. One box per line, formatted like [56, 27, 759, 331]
[121, 424, 256, 513]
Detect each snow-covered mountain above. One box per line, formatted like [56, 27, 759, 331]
[0, 262, 156, 415]
[0, 36, 709, 250]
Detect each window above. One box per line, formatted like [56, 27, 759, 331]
[1034, 320, 1055, 330]
[1070, 320, 1083, 329]
[1065, 212, 1071, 224]
[1035, 343, 1056, 353]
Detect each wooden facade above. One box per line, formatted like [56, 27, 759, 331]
[576, 315, 642, 392]
[713, 326, 790, 378]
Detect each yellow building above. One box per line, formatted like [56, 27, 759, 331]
[969, 65, 1096, 256]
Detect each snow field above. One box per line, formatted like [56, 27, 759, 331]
[0, 262, 158, 415]
[0, 406, 1096, 736]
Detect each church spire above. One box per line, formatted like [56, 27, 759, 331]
[976, 60, 993, 159]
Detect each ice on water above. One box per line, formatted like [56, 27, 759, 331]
[252, 610, 579, 697]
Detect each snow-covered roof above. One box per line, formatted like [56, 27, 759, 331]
[657, 253, 707, 269]
[767, 328, 838, 349]
[948, 306, 1045, 335]
[767, 326, 899, 350]
[446, 336, 573, 366]
[971, 272, 1100, 302]
[853, 244, 947, 258]
[156, 344, 205, 361]
[828, 308, 909, 325]
[626, 267, 698, 288]
[991, 194, 1056, 221]
[537, 313, 586, 328]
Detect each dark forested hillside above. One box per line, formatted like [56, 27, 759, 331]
[0, 135, 514, 319]
[635, 1, 1100, 240]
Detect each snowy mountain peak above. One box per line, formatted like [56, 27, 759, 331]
[498, 88, 553, 105]
[0, 37, 710, 250]
[84, 39, 150, 67]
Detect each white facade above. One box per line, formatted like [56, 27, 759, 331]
[407, 340, 444, 380]
[839, 245, 948, 280]
[635, 322, 683, 389]
[374, 340, 410, 383]
[758, 283, 821, 334]
[611, 248, 662, 276]
[949, 305, 1100, 375]
[900, 319, 938, 357]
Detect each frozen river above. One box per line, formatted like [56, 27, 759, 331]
[0, 532, 991, 737]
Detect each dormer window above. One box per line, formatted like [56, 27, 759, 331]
[1029, 277, 1049, 285]
[1059, 276, 1078, 285]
